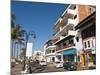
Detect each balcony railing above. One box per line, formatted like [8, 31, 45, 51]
[67, 9, 76, 16]
[53, 19, 75, 37]
[67, 18, 76, 25]
[53, 30, 76, 44]
[56, 44, 75, 51]
[53, 37, 60, 43]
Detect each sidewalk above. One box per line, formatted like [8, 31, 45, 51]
[77, 64, 96, 70]
[11, 64, 23, 75]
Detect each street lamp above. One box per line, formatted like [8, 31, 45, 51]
[22, 30, 36, 71]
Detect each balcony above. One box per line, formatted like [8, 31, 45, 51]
[45, 53, 56, 56]
[56, 44, 75, 51]
[46, 45, 56, 50]
[67, 30, 77, 36]
[67, 9, 76, 16]
[53, 37, 60, 43]
[53, 18, 76, 38]
[53, 30, 77, 45]
[67, 18, 76, 26]
[45, 49, 56, 56]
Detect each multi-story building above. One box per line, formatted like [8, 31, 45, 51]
[44, 4, 96, 68]
[52, 4, 96, 64]
[44, 40, 63, 63]
[75, 11, 96, 67]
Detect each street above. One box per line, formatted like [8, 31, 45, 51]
[31, 65, 66, 73]
[11, 61, 96, 75]
[11, 62, 66, 75]
[30, 61, 66, 73]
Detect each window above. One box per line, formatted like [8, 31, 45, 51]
[89, 7, 95, 14]
[74, 15, 77, 19]
[82, 25, 95, 39]
[63, 42, 66, 46]
[73, 5, 76, 9]
[88, 41, 90, 47]
[84, 42, 87, 48]
[76, 37, 79, 42]
[69, 39, 74, 44]
[71, 5, 76, 9]
[52, 50, 55, 53]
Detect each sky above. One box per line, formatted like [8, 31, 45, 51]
[11, 1, 68, 52]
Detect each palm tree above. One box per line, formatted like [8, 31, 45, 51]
[11, 14, 16, 59]
[20, 47, 26, 60]
[11, 24, 25, 59]
[11, 14, 16, 28]
[18, 39, 25, 59]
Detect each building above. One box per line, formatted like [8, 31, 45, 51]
[26, 43, 33, 59]
[32, 50, 46, 61]
[43, 4, 96, 68]
[44, 40, 63, 63]
[52, 4, 96, 63]
[75, 12, 96, 67]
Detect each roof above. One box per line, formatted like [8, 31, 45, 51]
[75, 11, 96, 30]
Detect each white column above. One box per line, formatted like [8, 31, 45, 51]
[74, 56, 77, 62]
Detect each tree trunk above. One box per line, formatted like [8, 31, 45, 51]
[13, 40, 16, 59]
[11, 40, 14, 59]
[19, 43, 22, 59]
[16, 43, 19, 59]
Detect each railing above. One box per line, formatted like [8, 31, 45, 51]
[67, 18, 76, 25]
[56, 44, 75, 51]
[53, 37, 60, 43]
[68, 9, 76, 16]
[46, 43, 53, 48]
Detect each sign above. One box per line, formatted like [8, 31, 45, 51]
[26, 43, 33, 58]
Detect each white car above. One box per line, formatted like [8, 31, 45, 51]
[39, 61, 47, 66]
[54, 61, 63, 68]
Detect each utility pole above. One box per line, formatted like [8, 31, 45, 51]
[22, 31, 36, 71]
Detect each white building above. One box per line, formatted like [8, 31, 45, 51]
[52, 4, 96, 63]
[44, 4, 96, 65]
[52, 4, 81, 62]
[26, 43, 33, 59]
[32, 50, 45, 61]
[44, 40, 63, 64]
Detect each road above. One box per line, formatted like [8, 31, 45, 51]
[11, 61, 96, 74]
[11, 61, 79, 74]
[30, 63, 66, 73]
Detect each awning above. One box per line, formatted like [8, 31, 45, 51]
[63, 48, 77, 55]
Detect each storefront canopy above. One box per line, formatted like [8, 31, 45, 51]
[63, 48, 77, 55]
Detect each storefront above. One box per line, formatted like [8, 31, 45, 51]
[79, 48, 96, 67]
[63, 48, 77, 62]
[88, 48, 96, 66]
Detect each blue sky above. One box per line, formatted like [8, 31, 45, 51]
[12, 1, 68, 51]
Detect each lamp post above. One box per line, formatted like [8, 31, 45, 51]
[22, 30, 36, 71]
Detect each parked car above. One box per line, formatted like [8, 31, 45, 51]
[54, 61, 63, 68]
[39, 61, 47, 66]
[63, 61, 77, 71]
